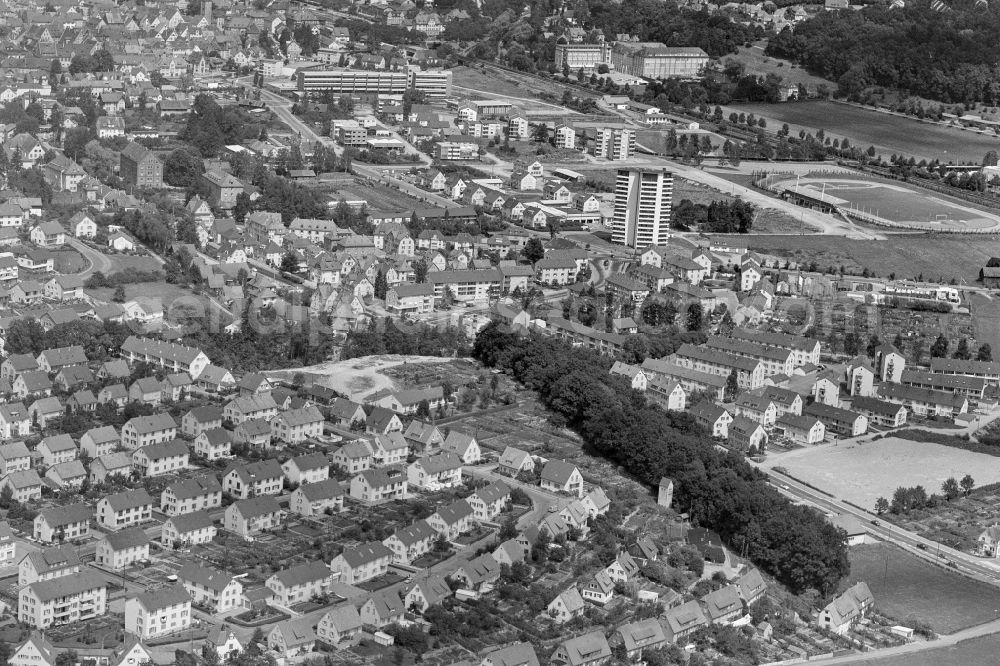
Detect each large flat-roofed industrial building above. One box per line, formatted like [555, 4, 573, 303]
[296, 68, 452, 98]
[609, 43, 708, 79]
[554, 42, 610, 71]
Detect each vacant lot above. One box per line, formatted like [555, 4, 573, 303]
[714, 234, 1000, 283]
[453, 66, 536, 100]
[268, 355, 454, 401]
[763, 438, 1000, 509]
[845, 542, 1000, 634]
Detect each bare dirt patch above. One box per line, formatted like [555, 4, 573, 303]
[266, 354, 454, 401]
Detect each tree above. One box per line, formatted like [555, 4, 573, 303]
[961, 474, 975, 496]
[55, 650, 78, 666]
[865, 334, 881, 359]
[686, 303, 703, 331]
[163, 146, 206, 188]
[621, 335, 648, 364]
[413, 258, 428, 284]
[979, 343, 993, 362]
[374, 270, 388, 300]
[953, 337, 972, 360]
[942, 477, 960, 500]
[874, 496, 889, 514]
[415, 399, 430, 419]
[280, 252, 299, 274]
[725, 369, 738, 401]
[113, 285, 126, 303]
[930, 333, 949, 358]
[523, 237, 545, 264]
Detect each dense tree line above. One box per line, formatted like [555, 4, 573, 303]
[586, 0, 762, 58]
[341, 318, 471, 360]
[473, 324, 850, 595]
[5, 319, 130, 360]
[85, 269, 165, 288]
[767, 5, 1000, 103]
[672, 198, 755, 233]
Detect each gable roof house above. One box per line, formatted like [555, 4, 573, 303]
[540, 460, 584, 498]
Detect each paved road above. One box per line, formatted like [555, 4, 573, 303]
[67, 237, 113, 278]
[465, 463, 570, 530]
[762, 468, 1000, 583]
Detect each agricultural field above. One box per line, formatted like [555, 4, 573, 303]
[762, 437, 1000, 509]
[729, 100, 1000, 163]
[843, 542, 1000, 634]
[716, 234, 1000, 283]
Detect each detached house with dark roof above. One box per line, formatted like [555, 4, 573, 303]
[225, 496, 283, 539]
[223, 459, 283, 499]
[329, 542, 393, 584]
[33, 503, 92, 543]
[540, 460, 584, 497]
[97, 489, 154, 530]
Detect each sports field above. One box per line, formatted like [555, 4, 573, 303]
[763, 437, 1000, 509]
[772, 177, 1000, 230]
[731, 101, 1000, 163]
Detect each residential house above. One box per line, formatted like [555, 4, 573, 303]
[317, 605, 363, 646]
[329, 542, 393, 584]
[550, 631, 611, 666]
[540, 460, 584, 498]
[224, 496, 283, 539]
[33, 503, 91, 543]
[19, 571, 107, 628]
[95, 528, 150, 570]
[350, 468, 406, 504]
[449, 553, 501, 592]
[441, 430, 481, 464]
[96, 489, 154, 530]
[177, 563, 245, 613]
[223, 459, 283, 499]
[547, 587, 585, 624]
[162, 511, 217, 550]
[124, 585, 191, 639]
[161, 476, 223, 516]
[266, 561, 332, 606]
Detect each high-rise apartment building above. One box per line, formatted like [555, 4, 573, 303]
[611, 169, 673, 248]
[592, 128, 635, 160]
